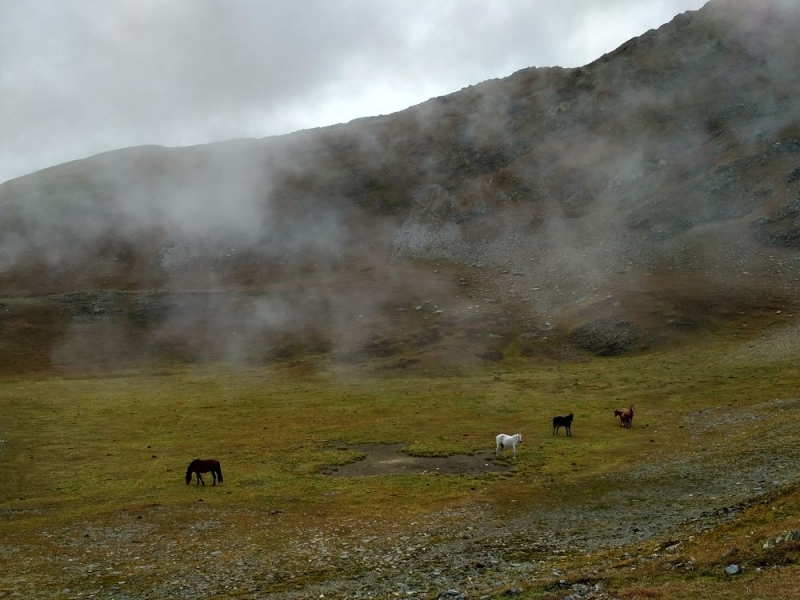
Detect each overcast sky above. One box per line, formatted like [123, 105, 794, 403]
[0, 0, 708, 184]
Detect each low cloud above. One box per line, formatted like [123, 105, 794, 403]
[1, 0, 706, 183]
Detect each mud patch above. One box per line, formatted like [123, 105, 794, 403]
[321, 443, 510, 476]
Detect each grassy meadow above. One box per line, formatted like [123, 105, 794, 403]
[2, 317, 800, 598]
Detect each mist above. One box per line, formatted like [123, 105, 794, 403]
[0, 0, 708, 184]
[2, 0, 800, 372]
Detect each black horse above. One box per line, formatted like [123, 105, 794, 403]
[552, 413, 574, 436]
[185, 458, 224, 486]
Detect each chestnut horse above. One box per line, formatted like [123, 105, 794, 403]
[614, 406, 634, 428]
[185, 458, 223, 486]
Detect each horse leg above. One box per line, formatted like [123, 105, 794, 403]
[212, 471, 217, 485]
[198, 473, 205, 486]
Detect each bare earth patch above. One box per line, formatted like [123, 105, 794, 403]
[321, 442, 510, 476]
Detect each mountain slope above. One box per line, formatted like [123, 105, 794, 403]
[2, 0, 800, 373]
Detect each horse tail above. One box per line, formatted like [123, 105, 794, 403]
[216, 462, 223, 484]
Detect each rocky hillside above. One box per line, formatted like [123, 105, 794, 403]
[2, 0, 800, 373]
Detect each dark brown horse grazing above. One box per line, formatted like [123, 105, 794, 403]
[185, 459, 223, 486]
[614, 406, 634, 428]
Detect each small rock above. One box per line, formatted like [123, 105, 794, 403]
[725, 564, 741, 576]
[785, 530, 800, 541]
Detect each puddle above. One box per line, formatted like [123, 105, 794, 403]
[321, 443, 511, 476]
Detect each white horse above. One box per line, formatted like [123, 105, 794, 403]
[495, 432, 522, 459]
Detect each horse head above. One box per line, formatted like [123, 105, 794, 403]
[185, 460, 196, 485]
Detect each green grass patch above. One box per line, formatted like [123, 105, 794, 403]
[3, 328, 800, 597]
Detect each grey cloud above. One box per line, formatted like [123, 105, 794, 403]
[1, 0, 706, 183]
